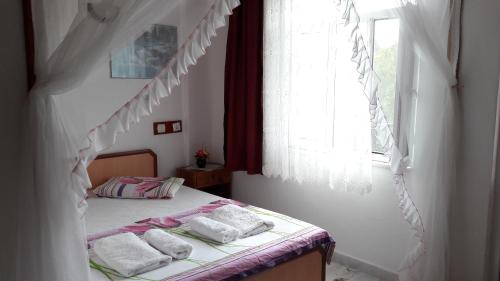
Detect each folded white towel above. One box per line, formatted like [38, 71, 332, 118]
[93, 232, 172, 277]
[210, 204, 274, 238]
[144, 229, 193, 259]
[188, 216, 239, 244]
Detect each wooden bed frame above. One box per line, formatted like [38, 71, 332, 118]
[87, 149, 157, 188]
[87, 149, 329, 281]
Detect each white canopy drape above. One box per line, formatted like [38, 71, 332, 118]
[263, 0, 461, 280]
[15, 1, 239, 280]
[390, 1, 461, 280]
[345, 0, 461, 280]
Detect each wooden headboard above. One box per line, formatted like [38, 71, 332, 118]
[87, 149, 158, 188]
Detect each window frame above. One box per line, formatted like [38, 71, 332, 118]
[362, 8, 420, 166]
[362, 10, 402, 157]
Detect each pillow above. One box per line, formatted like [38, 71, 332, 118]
[93, 176, 184, 199]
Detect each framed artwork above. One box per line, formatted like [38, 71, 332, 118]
[110, 24, 178, 79]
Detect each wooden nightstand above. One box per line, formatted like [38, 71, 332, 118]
[176, 164, 232, 198]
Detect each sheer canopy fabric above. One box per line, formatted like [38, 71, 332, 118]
[264, 0, 460, 280]
[340, 0, 461, 280]
[387, 0, 461, 280]
[15, 1, 239, 280]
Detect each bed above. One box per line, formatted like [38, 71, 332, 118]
[86, 149, 334, 281]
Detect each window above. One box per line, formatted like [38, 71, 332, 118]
[262, 0, 419, 189]
[357, 9, 401, 154]
[359, 6, 420, 162]
[370, 18, 400, 153]
[263, 0, 374, 191]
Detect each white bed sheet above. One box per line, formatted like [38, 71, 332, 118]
[85, 186, 222, 235]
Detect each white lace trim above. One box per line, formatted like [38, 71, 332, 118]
[337, 0, 426, 273]
[71, 0, 240, 199]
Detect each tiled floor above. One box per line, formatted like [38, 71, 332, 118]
[326, 262, 382, 281]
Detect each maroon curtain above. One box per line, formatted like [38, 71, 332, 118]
[223, 0, 263, 175]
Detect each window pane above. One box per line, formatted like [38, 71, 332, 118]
[372, 18, 400, 153]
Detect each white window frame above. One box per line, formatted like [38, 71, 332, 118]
[362, 9, 419, 166]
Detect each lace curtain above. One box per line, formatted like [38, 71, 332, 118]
[263, 0, 372, 193]
[263, 0, 461, 280]
[14, 1, 239, 280]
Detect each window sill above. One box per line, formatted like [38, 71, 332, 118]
[372, 153, 390, 167]
[372, 154, 415, 173]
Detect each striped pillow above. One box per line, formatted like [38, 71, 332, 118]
[93, 176, 184, 199]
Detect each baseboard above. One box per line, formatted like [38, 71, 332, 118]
[332, 251, 399, 281]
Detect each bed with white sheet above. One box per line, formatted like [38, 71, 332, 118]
[85, 150, 334, 281]
[86, 187, 221, 235]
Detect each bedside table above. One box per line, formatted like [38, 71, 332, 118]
[176, 164, 232, 198]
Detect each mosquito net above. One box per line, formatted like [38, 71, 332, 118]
[16, 1, 239, 280]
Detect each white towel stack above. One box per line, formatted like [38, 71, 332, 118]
[144, 229, 193, 259]
[93, 232, 172, 277]
[188, 216, 239, 243]
[210, 204, 275, 238]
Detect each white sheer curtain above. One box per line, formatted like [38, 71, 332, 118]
[263, 0, 372, 193]
[264, 0, 461, 280]
[386, 0, 461, 280]
[14, 1, 239, 280]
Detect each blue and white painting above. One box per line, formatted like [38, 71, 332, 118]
[111, 24, 177, 79]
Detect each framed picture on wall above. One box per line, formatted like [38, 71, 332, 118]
[110, 24, 177, 79]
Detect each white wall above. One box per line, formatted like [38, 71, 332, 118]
[67, 10, 192, 176]
[111, 23, 229, 174]
[75, 10, 230, 176]
[185, 27, 228, 164]
[55, 8, 211, 177]
[98, 77, 189, 176]
[452, 0, 500, 280]
[0, 0, 27, 279]
[70, 58, 189, 176]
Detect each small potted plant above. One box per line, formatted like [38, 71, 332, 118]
[194, 148, 209, 168]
